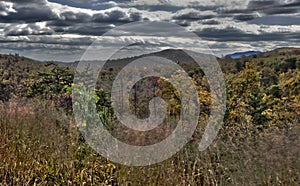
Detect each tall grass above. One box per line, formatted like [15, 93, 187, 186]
[0, 99, 116, 185]
[0, 99, 299, 185]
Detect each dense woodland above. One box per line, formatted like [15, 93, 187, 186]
[0, 47, 299, 185]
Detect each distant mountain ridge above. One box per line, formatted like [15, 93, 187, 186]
[225, 51, 262, 59]
[2, 47, 300, 69]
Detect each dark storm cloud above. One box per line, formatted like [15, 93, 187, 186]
[220, 0, 300, 20]
[195, 27, 248, 41]
[248, 0, 300, 15]
[0, 0, 143, 24]
[46, 9, 143, 36]
[69, 0, 131, 3]
[47, 20, 76, 27]
[218, 8, 251, 14]
[0, 7, 57, 23]
[65, 23, 115, 36]
[247, 0, 279, 9]
[0, 0, 144, 38]
[48, 0, 132, 10]
[249, 15, 300, 25]
[234, 14, 260, 21]
[263, 7, 299, 15]
[107, 21, 193, 37]
[0, 0, 57, 23]
[173, 11, 216, 21]
[195, 27, 300, 42]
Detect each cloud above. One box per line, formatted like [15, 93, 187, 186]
[171, 9, 218, 27]
[195, 27, 249, 41]
[234, 13, 260, 21]
[0, 34, 95, 46]
[194, 26, 300, 42]
[0, 0, 146, 37]
[200, 20, 221, 25]
[249, 14, 300, 25]
[241, 0, 300, 15]
[173, 9, 216, 21]
[69, 0, 92, 3]
[4, 22, 54, 36]
[92, 8, 143, 23]
[133, 0, 250, 9]
[0, 1, 16, 16]
[2, 0, 46, 3]
[0, 0, 300, 61]
[173, 19, 190, 26]
[0, 1, 57, 23]
[59, 11, 91, 22]
[65, 23, 115, 35]
[247, 0, 279, 9]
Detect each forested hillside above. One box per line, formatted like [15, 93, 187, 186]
[0, 48, 299, 185]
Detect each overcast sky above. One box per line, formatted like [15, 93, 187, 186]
[0, 0, 300, 61]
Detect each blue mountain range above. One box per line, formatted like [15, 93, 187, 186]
[226, 51, 262, 59]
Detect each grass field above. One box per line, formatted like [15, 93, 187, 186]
[0, 99, 299, 185]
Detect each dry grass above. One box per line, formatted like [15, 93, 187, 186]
[0, 99, 299, 185]
[0, 99, 116, 185]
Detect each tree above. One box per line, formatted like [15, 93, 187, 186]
[226, 63, 270, 130]
[27, 63, 74, 110]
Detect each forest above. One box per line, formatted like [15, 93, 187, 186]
[0, 47, 299, 185]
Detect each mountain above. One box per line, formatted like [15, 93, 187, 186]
[225, 51, 262, 59]
[1, 47, 299, 74]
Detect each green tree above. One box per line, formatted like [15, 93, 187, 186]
[27, 63, 74, 110]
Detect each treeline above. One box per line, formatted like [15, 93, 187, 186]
[0, 48, 299, 130]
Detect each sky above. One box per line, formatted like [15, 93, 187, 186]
[0, 0, 300, 61]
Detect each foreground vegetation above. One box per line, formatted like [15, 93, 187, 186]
[0, 47, 299, 185]
[0, 99, 299, 185]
